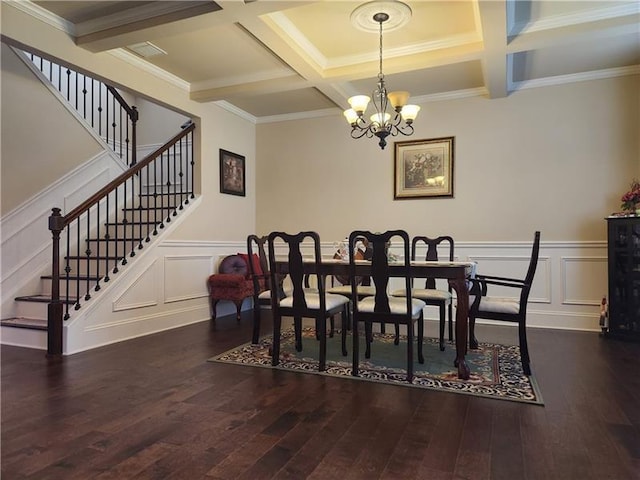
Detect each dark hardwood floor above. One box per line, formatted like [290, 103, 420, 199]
[2, 312, 640, 479]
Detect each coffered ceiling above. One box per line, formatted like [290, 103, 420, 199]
[23, 0, 640, 122]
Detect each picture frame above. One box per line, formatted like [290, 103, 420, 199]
[394, 137, 454, 199]
[219, 149, 246, 197]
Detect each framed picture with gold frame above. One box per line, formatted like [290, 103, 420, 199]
[219, 149, 245, 197]
[394, 137, 454, 199]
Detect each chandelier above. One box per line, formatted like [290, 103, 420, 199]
[344, 1, 420, 150]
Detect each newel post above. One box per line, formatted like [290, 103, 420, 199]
[47, 208, 65, 357]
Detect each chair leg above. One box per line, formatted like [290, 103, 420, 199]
[341, 306, 349, 357]
[318, 316, 327, 372]
[234, 301, 243, 322]
[271, 314, 282, 366]
[352, 317, 359, 376]
[469, 315, 479, 349]
[407, 320, 414, 382]
[417, 315, 424, 364]
[519, 320, 531, 375]
[365, 322, 372, 359]
[439, 304, 446, 351]
[251, 300, 261, 344]
[447, 302, 454, 341]
[294, 316, 303, 352]
[210, 298, 219, 321]
[329, 315, 335, 338]
[394, 323, 400, 345]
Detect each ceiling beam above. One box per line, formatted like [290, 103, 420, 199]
[477, 0, 508, 99]
[76, 1, 315, 53]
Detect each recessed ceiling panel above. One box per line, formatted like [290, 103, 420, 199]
[230, 87, 337, 117]
[349, 60, 484, 97]
[33, 1, 156, 24]
[143, 24, 292, 83]
[512, 32, 640, 82]
[513, 0, 635, 26]
[280, 1, 478, 61]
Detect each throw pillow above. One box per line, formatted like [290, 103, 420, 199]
[238, 253, 263, 276]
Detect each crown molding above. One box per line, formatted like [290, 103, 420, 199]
[510, 65, 640, 92]
[256, 108, 339, 124]
[213, 101, 257, 124]
[108, 49, 190, 91]
[8, 0, 76, 33]
[509, 3, 639, 36]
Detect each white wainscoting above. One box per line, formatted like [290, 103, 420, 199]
[53, 234, 607, 354]
[0, 150, 125, 318]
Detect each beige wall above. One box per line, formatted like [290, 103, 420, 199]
[135, 98, 190, 147]
[257, 75, 640, 242]
[0, 44, 102, 215]
[1, 3, 256, 241]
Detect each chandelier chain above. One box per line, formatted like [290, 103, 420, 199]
[378, 18, 384, 81]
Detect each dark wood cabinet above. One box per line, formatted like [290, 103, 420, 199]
[606, 216, 640, 340]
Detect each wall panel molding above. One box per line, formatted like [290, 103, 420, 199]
[112, 259, 159, 312]
[163, 254, 214, 303]
[561, 255, 608, 306]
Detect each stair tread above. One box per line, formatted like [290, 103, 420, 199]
[105, 221, 158, 225]
[1, 317, 48, 330]
[85, 238, 145, 242]
[139, 192, 193, 197]
[41, 275, 102, 281]
[122, 207, 178, 211]
[15, 294, 78, 304]
[64, 255, 124, 260]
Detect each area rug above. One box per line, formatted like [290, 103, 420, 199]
[209, 328, 544, 405]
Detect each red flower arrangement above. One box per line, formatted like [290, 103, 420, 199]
[621, 179, 640, 212]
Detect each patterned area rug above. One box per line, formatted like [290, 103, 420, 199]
[209, 328, 544, 405]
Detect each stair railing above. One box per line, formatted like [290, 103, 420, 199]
[24, 51, 138, 167]
[47, 122, 196, 356]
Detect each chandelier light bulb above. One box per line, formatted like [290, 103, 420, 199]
[370, 112, 391, 126]
[400, 104, 420, 123]
[347, 95, 371, 114]
[343, 108, 360, 125]
[387, 91, 410, 111]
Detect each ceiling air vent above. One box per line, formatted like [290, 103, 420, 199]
[126, 42, 167, 58]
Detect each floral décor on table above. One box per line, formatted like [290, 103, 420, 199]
[621, 179, 640, 215]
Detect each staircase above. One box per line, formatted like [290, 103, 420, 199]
[1, 47, 197, 354]
[2, 184, 193, 345]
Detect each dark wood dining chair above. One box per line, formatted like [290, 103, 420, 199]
[391, 235, 454, 351]
[268, 231, 350, 371]
[349, 230, 426, 382]
[246, 234, 270, 344]
[468, 231, 541, 375]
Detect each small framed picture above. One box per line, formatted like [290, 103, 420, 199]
[219, 149, 245, 197]
[394, 137, 455, 199]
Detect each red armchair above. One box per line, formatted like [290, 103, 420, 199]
[207, 254, 256, 321]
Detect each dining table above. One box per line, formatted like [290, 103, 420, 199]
[272, 257, 475, 380]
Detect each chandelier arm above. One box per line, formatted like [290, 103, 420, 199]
[350, 126, 373, 139]
[394, 124, 415, 136]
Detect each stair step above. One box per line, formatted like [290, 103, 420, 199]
[64, 255, 125, 261]
[1, 317, 47, 330]
[41, 275, 102, 281]
[85, 238, 145, 243]
[15, 295, 78, 304]
[122, 206, 178, 212]
[139, 191, 193, 196]
[105, 221, 157, 226]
